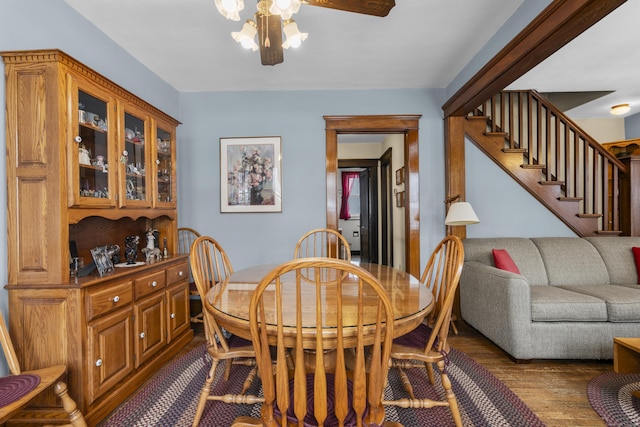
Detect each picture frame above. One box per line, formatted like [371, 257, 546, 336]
[91, 246, 114, 277]
[221, 136, 282, 213]
[395, 166, 405, 185]
[396, 191, 405, 208]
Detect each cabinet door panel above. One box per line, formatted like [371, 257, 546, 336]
[166, 281, 190, 343]
[69, 77, 117, 208]
[134, 292, 166, 367]
[119, 102, 152, 208]
[153, 120, 177, 208]
[87, 308, 133, 403]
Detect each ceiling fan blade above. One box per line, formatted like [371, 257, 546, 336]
[303, 0, 395, 17]
[256, 13, 284, 66]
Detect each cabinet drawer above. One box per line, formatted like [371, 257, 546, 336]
[166, 262, 189, 286]
[86, 282, 133, 322]
[134, 270, 166, 299]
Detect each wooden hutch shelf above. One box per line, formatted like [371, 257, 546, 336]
[2, 49, 191, 426]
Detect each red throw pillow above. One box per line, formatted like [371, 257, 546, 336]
[492, 248, 521, 274]
[632, 247, 640, 284]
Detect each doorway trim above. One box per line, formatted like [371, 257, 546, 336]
[324, 114, 421, 277]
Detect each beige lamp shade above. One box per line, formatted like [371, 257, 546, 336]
[445, 202, 480, 226]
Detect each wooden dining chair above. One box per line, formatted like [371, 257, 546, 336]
[232, 257, 400, 427]
[178, 227, 204, 324]
[189, 235, 260, 427]
[383, 235, 464, 427]
[0, 314, 87, 426]
[294, 228, 351, 261]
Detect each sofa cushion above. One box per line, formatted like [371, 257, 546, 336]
[463, 238, 548, 286]
[530, 286, 607, 322]
[584, 237, 640, 285]
[633, 247, 640, 284]
[532, 238, 609, 286]
[492, 249, 521, 273]
[557, 285, 640, 322]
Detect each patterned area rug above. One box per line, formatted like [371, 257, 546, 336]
[98, 344, 545, 427]
[588, 372, 640, 426]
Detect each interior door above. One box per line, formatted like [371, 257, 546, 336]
[360, 167, 378, 264]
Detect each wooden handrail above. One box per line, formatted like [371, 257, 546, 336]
[473, 90, 626, 233]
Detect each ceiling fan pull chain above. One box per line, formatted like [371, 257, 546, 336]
[263, 14, 271, 47]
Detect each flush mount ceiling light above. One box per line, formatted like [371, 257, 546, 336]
[610, 103, 631, 115]
[214, 0, 397, 66]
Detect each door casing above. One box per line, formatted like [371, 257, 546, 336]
[325, 114, 421, 277]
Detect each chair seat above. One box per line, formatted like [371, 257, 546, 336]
[274, 373, 365, 427]
[228, 334, 253, 348]
[188, 281, 198, 294]
[392, 323, 433, 349]
[0, 374, 40, 407]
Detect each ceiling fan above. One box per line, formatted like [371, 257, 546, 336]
[216, 0, 396, 66]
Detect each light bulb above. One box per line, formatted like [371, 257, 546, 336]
[288, 36, 302, 48]
[222, 0, 238, 13]
[275, 0, 292, 9]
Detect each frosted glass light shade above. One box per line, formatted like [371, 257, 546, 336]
[282, 19, 308, 49]
[445, 202, 480, 226]
[270, 0, 301, 20]
[231, 20, 259, 51]
[215, 0, 244, 20]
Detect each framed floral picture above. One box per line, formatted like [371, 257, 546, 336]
[220, 136, 282, 213]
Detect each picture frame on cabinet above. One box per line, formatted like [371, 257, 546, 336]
[220, 136, 282, 213]
[91, 246, 114, 277]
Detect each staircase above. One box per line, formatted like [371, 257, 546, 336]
[465, 90, 627, 237]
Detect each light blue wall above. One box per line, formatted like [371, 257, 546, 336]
[625, 112, 640, 139]
[465, 139, 576, 238]
[0, 0, 565, 378]
[177, 89, 448, 270]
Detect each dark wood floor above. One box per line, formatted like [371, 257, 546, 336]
[448, 321, 610, 427]
[182, 320, 611, 427]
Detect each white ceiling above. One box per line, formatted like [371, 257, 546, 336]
[64, 0, 638, 119]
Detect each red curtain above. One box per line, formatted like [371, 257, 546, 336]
[339, 172, 360, 220]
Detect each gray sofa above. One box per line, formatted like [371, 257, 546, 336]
[460, 237, 640, 360]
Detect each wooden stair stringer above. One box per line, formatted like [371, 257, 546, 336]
[464, 117, 600, 236]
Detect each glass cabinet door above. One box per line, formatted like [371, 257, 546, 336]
[120, 108, 151, 208]
[154, 125, 175, 208]
[70, 88, 116, 207]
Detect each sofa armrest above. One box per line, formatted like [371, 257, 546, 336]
[460, 261, 534, 358]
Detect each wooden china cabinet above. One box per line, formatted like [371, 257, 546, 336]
[2, 49, 192, 425]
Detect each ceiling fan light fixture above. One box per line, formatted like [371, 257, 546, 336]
[282, 19, 307, 49]
[610, 103, 631, 115]
[269, 0, 301, 20]
[231, 20, 259, 51]
[215, 0, 244, 20]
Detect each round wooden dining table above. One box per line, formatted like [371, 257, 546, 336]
[206, 261, 434, 348]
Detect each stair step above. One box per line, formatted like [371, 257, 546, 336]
[485, 132, 508, 138]
[596, 230, 623, 236]
[466, 115, 488, 121]
[503, 148, 527, 153]
[577, 213, 602, 218]
[521, 164, 546, 169]
[540, 180, 564, 186]
[558, 197, 583, 202]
